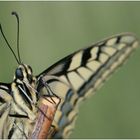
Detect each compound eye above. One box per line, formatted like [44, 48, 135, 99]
[15, 68, 23, 80]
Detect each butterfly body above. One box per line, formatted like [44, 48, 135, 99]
[0, 64, 36, 138]
[0, 13, 139, 138]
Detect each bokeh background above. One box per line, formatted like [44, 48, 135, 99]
[0, 2, 140, 138]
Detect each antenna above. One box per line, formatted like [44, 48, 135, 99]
[0, 24, 20, 64]
[0, 11, 22, 64]
[12, 11, 21, 64]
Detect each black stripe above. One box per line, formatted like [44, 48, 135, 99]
[22, 64, 33, 84]
[116, 36, 121, 44]
[95, 43, 105, 61]
[48, 57, 72, 76]
[9, 114, 28, 118]
[81, 48, 91, 66]
[8, 124, 15, 139]
[0, 97, 5, 103]
[75, 69, 86, 80]
[55, 57, 72, 76]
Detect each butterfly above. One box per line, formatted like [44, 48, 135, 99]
[0, 12, 139, 139]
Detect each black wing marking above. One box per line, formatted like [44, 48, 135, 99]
[37, 33, 139, 138]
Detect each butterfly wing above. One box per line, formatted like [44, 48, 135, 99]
[0, 83, 13, 138]
[37, 33, 139, 138]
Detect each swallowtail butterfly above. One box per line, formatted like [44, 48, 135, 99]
[0, 12, 139, 139]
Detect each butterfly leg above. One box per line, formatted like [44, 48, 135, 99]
[38, 76, 61, 105]
[13, 120, 28, 139]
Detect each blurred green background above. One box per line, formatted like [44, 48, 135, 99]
[0, 2, 140, 138]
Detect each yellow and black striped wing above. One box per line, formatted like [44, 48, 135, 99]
[0, 83, 13, 138]
[37, 33, 139, 138]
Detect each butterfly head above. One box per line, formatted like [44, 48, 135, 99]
[14, 64, 36, 85]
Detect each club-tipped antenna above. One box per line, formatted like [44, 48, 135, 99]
[0, 24, 20, 64]
[12, 11, 21, 64]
